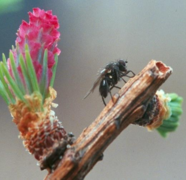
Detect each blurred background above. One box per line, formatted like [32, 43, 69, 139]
[0, 1, 185, 180]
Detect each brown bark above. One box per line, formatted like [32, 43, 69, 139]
[44, 60, 172, 180]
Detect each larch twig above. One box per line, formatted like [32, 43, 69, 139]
[44, 60, 172, 180]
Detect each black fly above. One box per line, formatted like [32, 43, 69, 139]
[84, 59, 135, 106]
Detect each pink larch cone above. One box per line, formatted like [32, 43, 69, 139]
[9, 8, 61, 86]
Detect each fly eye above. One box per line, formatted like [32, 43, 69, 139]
[119, 65, 127, 71]
[121, 61, 127, 66]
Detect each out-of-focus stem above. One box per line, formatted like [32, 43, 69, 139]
[44, 60, 172, 180]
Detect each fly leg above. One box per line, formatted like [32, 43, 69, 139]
[110, 85, 121, 90]
[119, 70, 135, 83]
[120, 77, 127, 83]
[101, 96, 107, 106]
[120, 70, 135, 78]
[126, 70, 135, 77]
[108, 85, 121, 105]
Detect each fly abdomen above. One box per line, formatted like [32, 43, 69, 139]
[99, 79, 110, 98]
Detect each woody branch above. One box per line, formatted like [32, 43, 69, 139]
[44, 60, 172, 180]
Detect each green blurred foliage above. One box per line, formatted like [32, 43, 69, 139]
[0, 0, 23, 14]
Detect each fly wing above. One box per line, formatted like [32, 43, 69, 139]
[84, 68, 107, 99]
